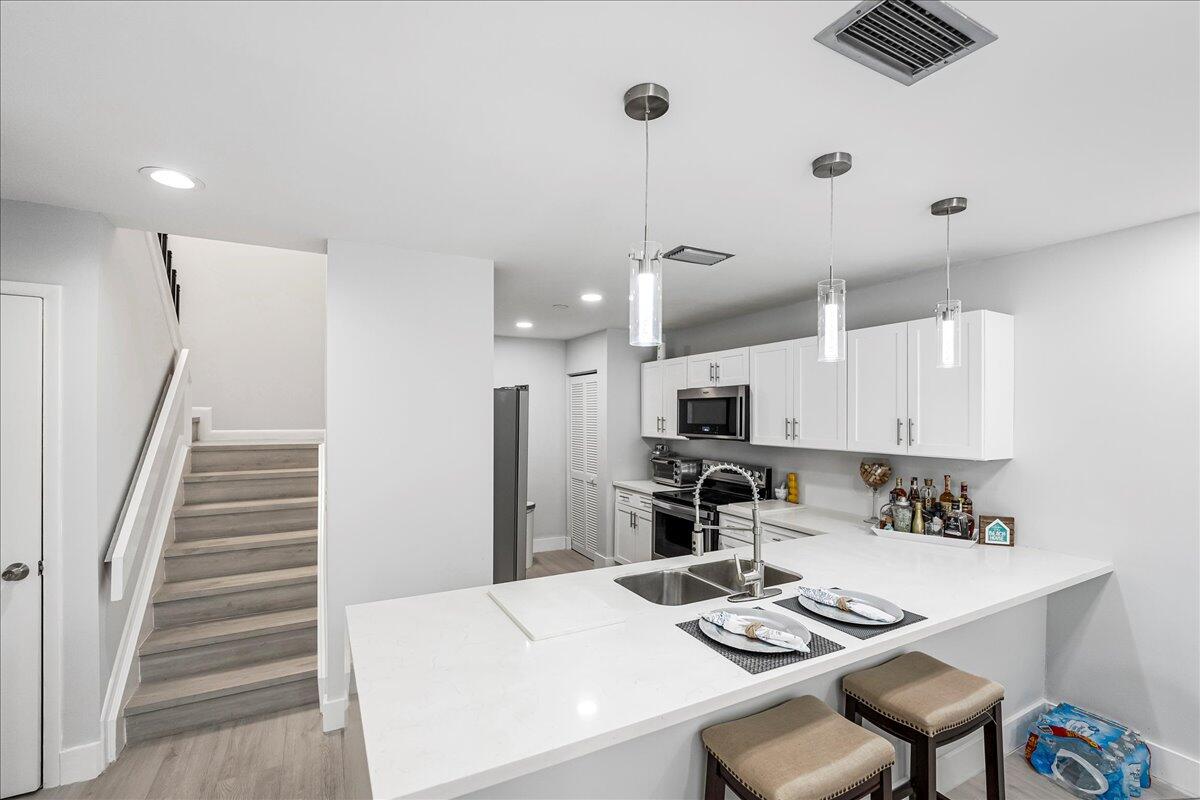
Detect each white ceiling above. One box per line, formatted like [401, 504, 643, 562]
[2, 1, 1197, 339]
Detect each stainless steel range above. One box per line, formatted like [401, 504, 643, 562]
[650, 459, 771, 559]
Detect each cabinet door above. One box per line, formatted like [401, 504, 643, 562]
[714, 348, 750, 385]
[793, 337, 847, 450]
[749, 341, 793, 447]
[661, 358, 688, 439]
[641, 361, 663, 437]
[907, 313, 980, 459]
[686, 355, 716, 387]
[613, 503, 637, 564]
[633, 509, 653, 562]
[846, 322, 908, 455]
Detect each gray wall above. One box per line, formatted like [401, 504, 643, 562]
[663, 214, 1200, 763]
[1, 200, 175, 750]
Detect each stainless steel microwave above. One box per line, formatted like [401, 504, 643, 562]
[677, 385, 749, 441]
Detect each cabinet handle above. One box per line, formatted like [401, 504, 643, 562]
[896, 418, 902, 445]
[908, 418, 914, 446]
[792, 417, 798, 440]
[709, 362, 715, 381]
[784, 417, 791, 439]
[716, 363, 721, 381]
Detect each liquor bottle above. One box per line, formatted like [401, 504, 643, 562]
[922, 479, 936, 508]
[943, 501, 963, 537]
[890, 478, 906, 504]
[959, 482, 975, 538]
[912, 498, 925, 534]
[909, 477, 920, 504]
[940, 474, 956, 514]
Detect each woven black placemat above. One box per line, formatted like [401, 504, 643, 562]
[774, 595, 926, 640]
[676, 617, 844, 674]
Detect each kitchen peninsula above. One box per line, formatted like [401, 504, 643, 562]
[342, 532, 1111, 799]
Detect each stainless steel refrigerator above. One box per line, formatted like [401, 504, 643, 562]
[493, 385, 529, 583]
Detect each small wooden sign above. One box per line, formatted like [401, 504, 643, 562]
[978, 515, 1015, 546]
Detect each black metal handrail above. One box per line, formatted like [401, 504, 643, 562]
[157, 232, 181, 320]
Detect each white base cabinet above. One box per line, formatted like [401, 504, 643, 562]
[614, 489, 653, 564]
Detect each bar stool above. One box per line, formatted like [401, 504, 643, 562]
[701, 695, 895, 800]
[841, 652, 1005, 800]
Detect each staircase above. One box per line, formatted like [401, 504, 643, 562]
[123, 441, 320, 742]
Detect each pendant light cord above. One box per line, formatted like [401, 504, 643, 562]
[643, 115, 650, 246]
[944, 212, 951, 305]
[828, 171, 835, 283]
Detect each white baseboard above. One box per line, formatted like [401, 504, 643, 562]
[192, 407, 324, 442]
[532, 536, 569, 553]
[1143, 736, 1200, 796]
[58, 740, 104, 785]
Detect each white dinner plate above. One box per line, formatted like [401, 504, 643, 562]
[698, 607, 812, 653]
[796, 589, 905, 627]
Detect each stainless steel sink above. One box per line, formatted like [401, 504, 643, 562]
[614, 569, 729, 606]
[686, 559, 802, 593]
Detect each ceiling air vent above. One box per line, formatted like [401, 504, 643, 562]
[663, 246, 733, 266]
[814, 0, 997, 86]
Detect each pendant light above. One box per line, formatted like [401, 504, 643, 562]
[931, 196, 967, 369]
[624, 83, 669, 347]
[812, 152, 852, 362]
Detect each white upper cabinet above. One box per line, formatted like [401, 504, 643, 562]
[751, 338, 847, 450]
[749, 341, 792, 447]
[792, 337, 847, 449]
[686, 347, 750, 387]
[641, 357, 687, 439]
[847, 322, 909, 455]
[847, 311, 1013, 461]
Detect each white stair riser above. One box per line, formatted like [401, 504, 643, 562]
[190, 448, 318, 472]
[139, 627, 318, 682]
[124, 677, 317, 743]
[165, 543, 317, 581]
[184, 475, 317, 504]
[174, 507, 317, 540]
[154, 583, 317, 627]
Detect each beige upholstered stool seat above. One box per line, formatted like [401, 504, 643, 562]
[702, 696, 895, 800]
[842, 652, 1004, 737]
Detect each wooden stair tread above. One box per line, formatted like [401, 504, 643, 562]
[154, 565, 317, 602]
[184, 467, 317, 483]
[165, 529, 317, 556]
[141, 608, 317, 654]
[126, 654, 317, 715]
[190, 442, 320, 451]
[174, 496, 317, 517]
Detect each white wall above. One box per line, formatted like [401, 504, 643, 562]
[493, 337, 566, 546]
[171, 235, 326, 431]
[0, 201, 176, 761]
[324, 240, 493, 720]
[664, 215, 1200, 774]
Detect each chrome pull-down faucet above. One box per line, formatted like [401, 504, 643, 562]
[691, 463, 782, 603]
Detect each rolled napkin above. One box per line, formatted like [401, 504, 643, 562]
[797, 586, 899, 624]
[701, 610, 809, 652]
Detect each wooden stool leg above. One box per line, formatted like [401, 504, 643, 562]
[871, 767, 894, 800]
[704, 751, 725, 800]
[983, 703, 1006, 800]
[845, 694, 862, 725]
[910, 736, 937, 800]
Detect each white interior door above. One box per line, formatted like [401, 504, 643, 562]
[749, 342, 792, 447]
[846, 322, 908, 455]
[640, 361, 662, 437]
[660, 359, 687, 439]
[1, 294, 43, 799]
[793, 337, 847, 449]
[567, 374, 600, 559]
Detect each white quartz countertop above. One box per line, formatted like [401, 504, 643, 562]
[346, 532, 1112, 799]
[718, 501, 868, 537]
[612, 478, 663, 495]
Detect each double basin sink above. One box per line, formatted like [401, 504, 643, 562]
[614, 559, 802, 606]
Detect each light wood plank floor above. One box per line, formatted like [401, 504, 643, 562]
[32, 703, 1191, 800]
[526, 547, 593, 578]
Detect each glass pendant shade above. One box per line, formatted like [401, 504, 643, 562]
[935, 298, 962, 368]
[817, 278, 846, 362]
[629, 241, 663, 347]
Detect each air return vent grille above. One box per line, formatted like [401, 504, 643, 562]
[814, 0, 997, 86]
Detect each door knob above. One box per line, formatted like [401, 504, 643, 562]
[2, 562, 30, 582]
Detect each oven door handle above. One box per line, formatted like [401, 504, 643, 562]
[652, 500, 713, 522]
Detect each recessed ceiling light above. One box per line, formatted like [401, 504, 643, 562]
[139, 166, 204, 190]
[580, 293, 603, 303]
[515, 321, 533, 329]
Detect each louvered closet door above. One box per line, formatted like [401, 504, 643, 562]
[567, 374, 600, 559]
